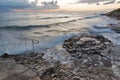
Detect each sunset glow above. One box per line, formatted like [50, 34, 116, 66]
[27, 0, 120, 11]
[60, 3, 120, 11]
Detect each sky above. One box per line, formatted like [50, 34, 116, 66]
[0, 0, 120, 11]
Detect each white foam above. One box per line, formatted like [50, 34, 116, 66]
[102, 33, 120, 45]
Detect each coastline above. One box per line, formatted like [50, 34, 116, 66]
[1, 34, 120, 80]
[106, 8, 120, 34]
[1, 9, 120, 80]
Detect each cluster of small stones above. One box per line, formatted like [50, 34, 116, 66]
[0, 52, 119, 80]
[0, 53, 70, 80]
[63, 34, 112, 57]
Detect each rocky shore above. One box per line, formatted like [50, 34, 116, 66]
[1, 34, 120, 80]
[1, 9, 120, 80]
[106, 8, 120, 33]
[106, 8, 120, 20]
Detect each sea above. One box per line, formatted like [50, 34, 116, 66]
[0, 11, 120, 55]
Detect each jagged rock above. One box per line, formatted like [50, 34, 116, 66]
[63, 34, 112, 57]
[63, 34, 114, 68]
[30, 76, 41, 80]
[1, 53, 10, 58]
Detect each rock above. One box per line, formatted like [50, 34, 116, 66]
[63, 34, 114, 68]
[3, 73, 30, 80]
[14, 64, 28, 73]
[114, 61, 120, 67]
[112, 65, 120, 78]
[106, 8, 120, 20]
[1, 53, 10, 58]
[72, 76, 81, 80]
[22, 69, 37, 78]
[63, 34, 112, 57]
[0, 36, 119, 80]
[107, 23, 120, 33]
[30, 76, 41, 80]
[0, 72, 8, 80]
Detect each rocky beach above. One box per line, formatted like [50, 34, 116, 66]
[1, 9, 120, 80]
[106, 8, 120, 33]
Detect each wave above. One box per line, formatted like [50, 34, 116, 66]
[0, 25, 50, 30]
[5, 15, 99, 22]
[0, 18, 83, 30]
[38, 16, 69, 19]
[93, 25, 108, 29]
[0, 15, 100, 30]
[5, 16, 70, 22]
[84, 15, 101, 19]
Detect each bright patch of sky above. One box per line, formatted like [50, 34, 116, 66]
[0, 0, 120, 11]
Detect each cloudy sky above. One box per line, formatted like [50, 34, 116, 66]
[79, 0, 114, 4]
[0, 0, 120, 11]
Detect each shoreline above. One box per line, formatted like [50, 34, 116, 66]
[107, 22, 120, 33]
[106, 8, 120, 33]
[1, 9, 120, 80]
[1, 34, 120, 80]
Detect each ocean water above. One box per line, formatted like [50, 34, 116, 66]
[0, 11, 120, 55]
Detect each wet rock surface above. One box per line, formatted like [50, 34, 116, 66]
[108, 23, 120, 33]
[63, 34, 112, 57]
[0, 35, 120, 80]
[106, 8, 120, 33]
[62, 34, 120, 79]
